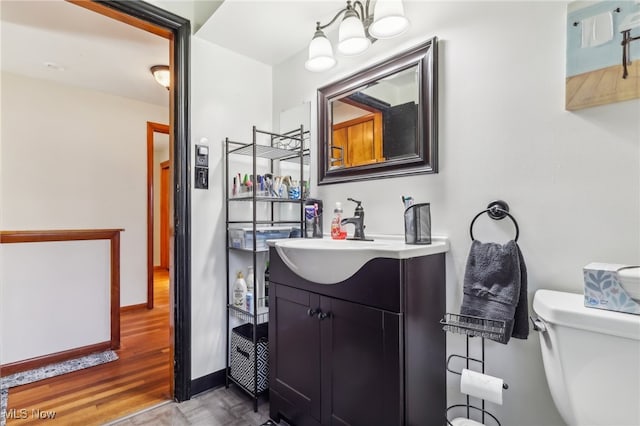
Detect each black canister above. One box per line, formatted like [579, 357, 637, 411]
[404, 203, 431, 244]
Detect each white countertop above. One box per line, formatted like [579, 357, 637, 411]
[268, 236, 449, 284]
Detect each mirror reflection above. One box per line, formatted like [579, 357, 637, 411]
[330, 65, 419, 168]
[318, 37, 437, 185]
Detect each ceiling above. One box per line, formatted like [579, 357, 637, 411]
[0, 0, 358, 107]
[0, 0, 170, 107]
[196, 0, 348, 66]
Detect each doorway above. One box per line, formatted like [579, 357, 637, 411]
[147, 121, 170, 309]
[70, 0, 192, 401]
[160, 160, 170, 270]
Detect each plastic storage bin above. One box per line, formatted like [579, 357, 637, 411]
[230, 323, 269, 393]
[228, 226, 291, 250]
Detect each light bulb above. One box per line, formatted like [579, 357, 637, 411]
[305, 29, 336, 72]
[369, 0, 409, 39]
[338, 10, 370, 56]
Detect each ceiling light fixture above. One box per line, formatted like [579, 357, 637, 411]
[150, 65, 170, 90]
[305, 0, 409, 72]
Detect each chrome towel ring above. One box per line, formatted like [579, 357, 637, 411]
[469, 200, 519, 242]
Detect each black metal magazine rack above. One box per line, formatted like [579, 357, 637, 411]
[224, 125, 309, 411]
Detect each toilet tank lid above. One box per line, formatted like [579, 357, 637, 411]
[533, 290, 640, 341]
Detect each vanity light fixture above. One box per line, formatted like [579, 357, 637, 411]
[305, 0, 409, 72]
[150, 65, 170, 90]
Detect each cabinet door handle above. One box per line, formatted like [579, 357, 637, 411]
[307, 308, 317, 317]
[317, 311, 331, 320]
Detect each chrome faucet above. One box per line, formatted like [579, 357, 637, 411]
[341, 198, 369, 240]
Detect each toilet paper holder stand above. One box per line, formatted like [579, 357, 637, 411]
[442, 312, 509, 426]
[446, 354, 509, 390]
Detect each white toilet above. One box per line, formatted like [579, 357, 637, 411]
[532, 289, 640, 426]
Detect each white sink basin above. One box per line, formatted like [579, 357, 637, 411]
[272, 237, 449, 284]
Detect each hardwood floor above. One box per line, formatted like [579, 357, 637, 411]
[6, 270, 171, 425]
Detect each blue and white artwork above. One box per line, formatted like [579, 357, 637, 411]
[566, 1, 640, 110]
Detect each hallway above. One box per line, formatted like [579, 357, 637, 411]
[6, 270, 171, 425]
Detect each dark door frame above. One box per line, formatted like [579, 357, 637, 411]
[76, 0, 192, 402]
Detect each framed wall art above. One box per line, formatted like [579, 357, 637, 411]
[566, 1, 640, 110]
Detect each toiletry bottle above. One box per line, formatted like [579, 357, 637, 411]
[331, 202, 347, 240]
[305, 205, 316, 238]
[246, 266, 254, 293]
[264, 261, 270, 307]
[246, 290, 254, 313]
[245, 267, 254, 311]
[304, 198, 323, 238]
[233, 271, 247, 308]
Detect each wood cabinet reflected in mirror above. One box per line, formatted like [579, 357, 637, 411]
[318, 37, 438, 185]
[331, 65, 418, 168]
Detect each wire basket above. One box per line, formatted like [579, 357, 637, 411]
[440, 313, 507, 343]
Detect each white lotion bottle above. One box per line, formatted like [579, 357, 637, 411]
[233, 271, 247, 308]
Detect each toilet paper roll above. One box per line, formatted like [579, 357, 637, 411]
[460, 368, 504, 405]
[451, 417, 485, 426]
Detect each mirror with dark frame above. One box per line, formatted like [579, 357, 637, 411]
[318, 37, 438, 185]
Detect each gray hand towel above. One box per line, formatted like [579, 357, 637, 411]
[511, 243, 529, 340]
[460, 240, 529, 344]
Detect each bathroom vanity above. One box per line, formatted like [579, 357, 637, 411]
[268, 238, 448, 426]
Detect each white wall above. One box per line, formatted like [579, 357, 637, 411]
[1, 240, 110, 364]
[0, 72, 169, 307]
[189, 37, 273, 379]
[272, 2, 640, 426]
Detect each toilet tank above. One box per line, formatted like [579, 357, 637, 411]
[533, 290, 640, 426]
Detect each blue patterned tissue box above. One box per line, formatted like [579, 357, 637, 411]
[584, 263, 640, 315]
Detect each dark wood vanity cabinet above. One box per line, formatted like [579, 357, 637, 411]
[268, 248, 446, 426]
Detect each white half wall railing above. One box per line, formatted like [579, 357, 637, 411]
[0, 229, 122, 375]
